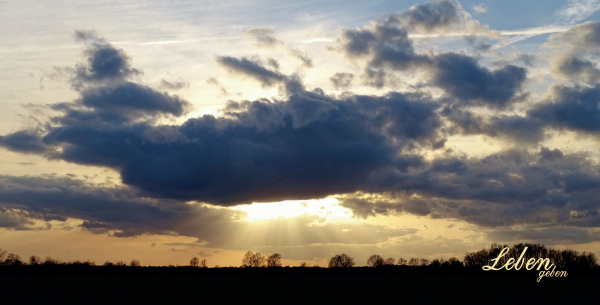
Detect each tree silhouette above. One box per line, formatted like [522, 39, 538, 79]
[0, 247, 6, 265]
[130, 259, 141, 267]
[242, 251, 266, 267]
[4, 253, 22, 266]
[200, 259, 208, 268]
[328, 253, 355, 268]
[300, 262, 308, 267]
[29, 255, 41, 266]
[366, 254, 384, 267]
[267, 253, 282, 267]
[190, 257, 199, 267]
[408, 257, 419, 266]
[43, 255, 61, 265]
[397, 258, 407, 266]
[383, 258, 395, 266]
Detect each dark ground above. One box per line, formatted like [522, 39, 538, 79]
[0, 266, 596, 301]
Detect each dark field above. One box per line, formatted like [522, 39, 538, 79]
[1, 266, 597, 300]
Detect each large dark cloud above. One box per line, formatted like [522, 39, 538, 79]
[442, 107, 545, 143]
[340, 147, 600, 232]
[2, 76, 442, 205]
[431, 53, 527, 107]
[334, 7, 526, 106]
[0, 175, 419, 248]
[528, 84, 600, 133]
[0, 34, 448, 205]
[39, 90, 439, 205]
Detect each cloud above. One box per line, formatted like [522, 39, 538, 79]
[430, 53, 527, 107]
[441, 107, 545, 144]
[206, 77, 229, 96]
[528, 84, 600, 133]
[244, 27, 313, 68]
[160, 79, 189, 90]
[0, 175, 423, 249]
[329, 73, 354, 90]
[550, 55, 600, 83]
[198, 251, 213, 257]
[245, 27, 282, 48]
[333, 13, 520, 104]
[0, 131, 50, 154]
[72, 30, 142, 89]
[288, 48, 313, 68]
[339, 147, 600, 231]
[215, 56, 285, 88]
[473, 4, 487, 14]
[0, 174, 246, 238]
[486, 227, 600, 245]
[397, 0, 461, 34]
[3, 82, 442, 205]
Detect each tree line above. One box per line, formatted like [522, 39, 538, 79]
[463, 243, 598, 270]
[0, 247, 141, 267]
[1, 243, 598, 269]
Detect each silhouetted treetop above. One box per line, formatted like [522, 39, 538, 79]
[267, 253, 282, 267]
[367, 254, 384, 267]
[242, 251, 266, 268]
[328, 253, 355, 268]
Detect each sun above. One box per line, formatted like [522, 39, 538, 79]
[231, 196, 352, 222]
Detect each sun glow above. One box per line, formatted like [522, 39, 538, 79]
[231, 196, 352, 222]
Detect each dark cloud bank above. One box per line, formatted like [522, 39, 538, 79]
[2, 1, 600, 249]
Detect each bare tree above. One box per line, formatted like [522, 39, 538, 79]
[29, 255, 41, 266]
[0, 247, 6, 265]
[190, 257, 200, 267]
[130, 259, 141, 267]
[4, 253, 22, 266]
[300, 262, 308, 267]
[242, 251, 266, 267]
[408, 257, 419, 266]
[83, 260, 96, 266]
[397, 258, 407, 266]
[115, 260, 127, 267]
[44, 255, 61, 265]
[419, 259, 430, 266]
[267, 253, 282, 267]
[366, 254, 384, 267]
[200, 259, 207, 268]
[383, 258, 395, 266]
[328, 253, 355, 268]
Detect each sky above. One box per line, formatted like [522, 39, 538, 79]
[2, 0, 600, 267]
